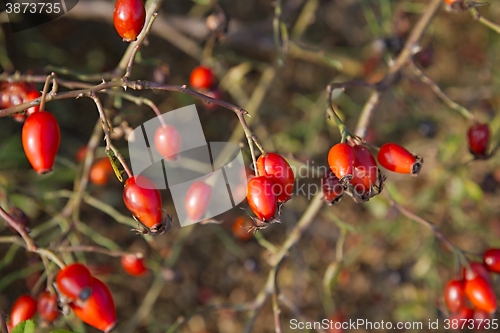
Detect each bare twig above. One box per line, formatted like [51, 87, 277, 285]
[53, 245, 135, 258]
[123, 12, 159, 79]
[409, 62, 477, 121]
[243, 194, 324, 332]
[0, 311, 8, 333]
[384, 190, 469, 267]
[354, 0, 444, 138]
[0, 206, 65, 268]
[470, 7, 500, 34]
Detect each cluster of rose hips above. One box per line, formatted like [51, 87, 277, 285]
[7, 257, 149, 332]
[443, 249, 500, 329]
[1, 82, 41, 122]
[323, 141, 423, 204]
[7, 263, 116, 332]
[7, 293, 58, 331]
[243, 153, 295, 228]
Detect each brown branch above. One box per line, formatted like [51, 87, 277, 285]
[354, 0, 444, 138]
[385, 192, 450, 249]
[0, 206, 66, 268]
[243, 194, 324, 332]
[0, 311, 8, 333]
[409, 62, 477, 121]
[0, 206, 37, 252]
[53, 245, 135, 258]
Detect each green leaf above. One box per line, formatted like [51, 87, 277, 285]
[106, 149, 124, 182]
[11, 320, 35, 333]
[50, 330, 78, 333]
[463, 179, 483, 202]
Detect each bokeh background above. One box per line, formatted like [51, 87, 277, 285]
[1, 0, 500, 332]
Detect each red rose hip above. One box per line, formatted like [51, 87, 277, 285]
[121, 255, 148, 277]
[189, 66, 216, 90]
[328, 143, 356, 182]
[483, 248, 500, 273]
[55, 263, 93, 301]
[185, 180, 212, 221]
[154, 125, 181, 161]
[246, 176, 277, 221]
[123, 175, 164, 233]
[350, 145, 379, 197]
[113, 0, 146, 42]
[444, 279, 466, 313]
[9, 294, 37, 328]
[467, 123, 490, 158]
[37, 291, 60, 323]
[256, 153, 294, 203]
[464, 276, 497, 314]
[377, 143, 422, 175]
[22, 111, 60, 174]
[70, 277, 117, 333]
[90, 158, 114, 186]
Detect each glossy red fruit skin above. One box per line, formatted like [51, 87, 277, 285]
[185, 181, 212, 221]
[25, 90, 41, 116]
[463, 263, 492, 284]
[464, 276, 497, 314]
[351, 145, 378, 195]
[90, 158, 114, 186]
[328, 143, 356, 181]
[467, 124, 490, 158]
[154, 125, 181, 161]
[37, 291, 60, 323]
[121, 255, 148, 277]
[113, 0, 146, 42]
[22, 111, 60, 174]
[483, 248, 500, 273]
[322, 169, 344, 204]
[444, 279, 467, 313]
[256, 153, 294, 203]
[10, 294, 37, 327]
[123, 176, 163, 229]
[246, 176, 277, 221]
[70, 277, 117, 333]
[55, 263, 93, 301]
[449, 307, 474, 322]
[377, 143, 422, 175]
[189, 66, 216, 89]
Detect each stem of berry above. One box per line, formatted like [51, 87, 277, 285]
[39, 72, 57, 111]
[123, 12, 159, 80]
